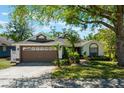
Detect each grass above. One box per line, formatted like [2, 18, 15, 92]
[52, 61, 124, 79]
[0, 58, 12, 69]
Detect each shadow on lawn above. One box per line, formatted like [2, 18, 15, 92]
[16, 62, 54, 66]
[87, 61, 121, 78]
[52, 61, 124, 79]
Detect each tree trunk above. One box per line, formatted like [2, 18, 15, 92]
[116, 38, 124, 66]
[115, 6, 124, 66]
[109, 49, 112, 61]
[56, 45, 61, 68]
[72, 43, 75, 53]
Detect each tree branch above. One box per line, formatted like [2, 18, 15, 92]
[75, 17, 115, 31]
[77, 5, 116, 22]
[90, 6, 114, 14]
[90, 6, 116, 21]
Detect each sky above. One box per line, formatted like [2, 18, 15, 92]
[0, 5, 99, 39]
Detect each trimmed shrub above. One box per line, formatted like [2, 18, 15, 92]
[68, 52, 80, 64]
[63, 47, 69, 59]
[53, 59, 69, 67]
[83, 51, 89, 61]
[88, 56, 111, 61]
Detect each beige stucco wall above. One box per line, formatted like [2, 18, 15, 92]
[81, 41, 104, 56]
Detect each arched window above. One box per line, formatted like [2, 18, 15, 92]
[89, 43, 98, 57]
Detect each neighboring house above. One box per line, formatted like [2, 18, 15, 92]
[11, 34, 104, 63]
[0, 37, 15, 57]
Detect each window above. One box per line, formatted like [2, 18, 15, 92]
[22, 46, 57, 51]
[23, 47, 32, 51]
[3, 46, 6, 51]
[81, 47, 84, 55]
[89, 43, 98, 57]
[31, 47, 35, 51]
[38, 36, 45, 39]
[39, 47, 44, 51]
[36, 34, 46, 40]
[44, 47, 49, 51]
[0, 46, 6, 51]
[0, 46, 3, 51]
[35, 47, 40, 51]
[49, 47, 56, 51]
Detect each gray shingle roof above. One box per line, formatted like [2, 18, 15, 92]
[0, 37, 14, 46]
[13, 33, 89, 47]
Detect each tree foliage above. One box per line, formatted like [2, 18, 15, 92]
[96, 29, 116, 60]
[63, 28, 80, 52]
[96, 29, 116, 50]
[29, 6, 116, 30]
[5, 19, 32, 42]
[0, 24, 3, 29]
[4, 6, 33, 42]
[12, 5, 30, 25]
[49, 27, 80, 52]
[84, 33, 97, 40]
[50, 27, 63, 39]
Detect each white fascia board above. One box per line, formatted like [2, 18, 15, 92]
[12, 43, 60, 46]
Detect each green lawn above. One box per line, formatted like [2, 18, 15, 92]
[52, 61, 124, 79]
[0, 58, 12, 69]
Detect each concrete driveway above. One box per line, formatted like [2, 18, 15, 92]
[0, 62, 56, 79]
[0, 62, 56, 87]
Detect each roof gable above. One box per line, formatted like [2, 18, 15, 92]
[27, 34, 54, 43]
[13, 33, 102, 47]
[36, 34, 47, 40]
[75, 40, 102, 47]
[0, 37, 14, 46]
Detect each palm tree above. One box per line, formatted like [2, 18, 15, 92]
[63, 29, 80, 52]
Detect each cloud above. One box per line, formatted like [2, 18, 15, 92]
[1, 12, 9, 16]
[0, 20, 8, 28]
[56, 22, 66, 26]
[41, 26, 51, 31]
[32, 25, 51, 33]
[0, 20, 8, 24]
[49, 21, 66, 27]
[72, 27, 81, 31]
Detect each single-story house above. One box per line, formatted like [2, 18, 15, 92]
[11, 34, 104, 63]
[0, 37, 15, 57]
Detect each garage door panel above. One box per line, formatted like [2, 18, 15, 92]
[21, 46, 57, 62]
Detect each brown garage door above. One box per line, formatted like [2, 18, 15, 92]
[21, 46, 57, 62]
